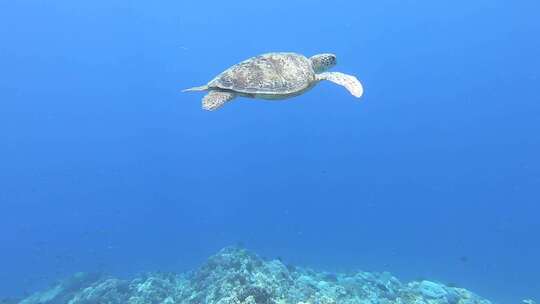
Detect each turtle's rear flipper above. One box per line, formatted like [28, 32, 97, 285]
[202, 91, 236, 111]
[317, 72, 363, 98]
[182, 85, 208, 92]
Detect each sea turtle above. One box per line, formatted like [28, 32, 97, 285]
[183, 52, 363, 111]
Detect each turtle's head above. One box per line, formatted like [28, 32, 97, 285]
[310, 53, 337, 73]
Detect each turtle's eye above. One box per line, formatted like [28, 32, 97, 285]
[327, 56, 336, 66]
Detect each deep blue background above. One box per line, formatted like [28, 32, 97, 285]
[1, 0, 539, 303]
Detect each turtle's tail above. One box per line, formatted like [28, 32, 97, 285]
[182, 85, 208, 92]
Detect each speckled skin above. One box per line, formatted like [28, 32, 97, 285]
[208, 52, 317, 100]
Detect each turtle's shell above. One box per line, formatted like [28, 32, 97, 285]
[208, 52, 316, 95]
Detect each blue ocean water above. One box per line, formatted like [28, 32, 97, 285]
[1, 0, 539, 302]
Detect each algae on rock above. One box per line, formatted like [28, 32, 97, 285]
[16, 247, 492, 304]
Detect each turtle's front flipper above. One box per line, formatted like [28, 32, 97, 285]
[202, 91, 236, 111]
[317, 72, 363, 98]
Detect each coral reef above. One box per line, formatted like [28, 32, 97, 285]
[16, 247, 492, 304]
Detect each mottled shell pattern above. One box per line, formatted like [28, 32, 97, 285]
[208, 52, 316, 95]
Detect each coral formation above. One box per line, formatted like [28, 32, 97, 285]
[16, 247, 492, 304]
